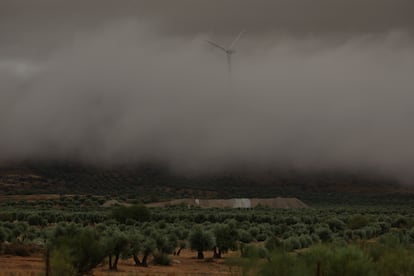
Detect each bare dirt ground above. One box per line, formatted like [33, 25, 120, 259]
[0, 255, 44, 276]
[0, 250, 241, 276]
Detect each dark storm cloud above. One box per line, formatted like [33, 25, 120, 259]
[1, 1, 414, 179]
[1, 0, 414, 57]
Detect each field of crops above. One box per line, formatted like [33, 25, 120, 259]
[1, 194, 414, 275]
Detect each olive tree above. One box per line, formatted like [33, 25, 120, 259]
[189, 226, 214, 259]
[48, 227, 106, 275]
[126, 230, 156, 267]
[213, 224, 238, 258]
[104, 228, 129, 270]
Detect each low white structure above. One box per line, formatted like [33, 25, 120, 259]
[146, 197, 308, 209]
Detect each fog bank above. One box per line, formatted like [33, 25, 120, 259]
[1, 2, 414, 180]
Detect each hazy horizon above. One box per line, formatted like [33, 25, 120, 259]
[1, 1, 414, 181]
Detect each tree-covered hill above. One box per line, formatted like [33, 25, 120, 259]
[0, 162, 412, 205]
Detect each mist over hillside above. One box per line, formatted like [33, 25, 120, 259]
[1, 0, 414, 183]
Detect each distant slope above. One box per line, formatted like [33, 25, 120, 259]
[1, 162, 413, 205]
[146, 197, 308, 209]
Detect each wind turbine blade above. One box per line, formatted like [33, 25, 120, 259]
[205, 40, 227, 52]
[229, 30, 244, 49]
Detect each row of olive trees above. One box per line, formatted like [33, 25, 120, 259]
[45, 220, 243, 275]
[189, 222, 239, 259]
[2, 205, 412, 249]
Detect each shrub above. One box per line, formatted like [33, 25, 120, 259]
[3, 243, 31, 256]
[260, 251, 307, 276]
[375, 222, 391, 234]
[257, 246, 270, 259]
[379, 231, 410, 247]
[153, 232, 177, 255]
[27, 214, 42, 226]
[303, 244, 376, 276]
[256, 233, 268, 242]
[0, 227, 7, 242]
[111, 205, 150, 224]
[353, 229, 367, 240]
[265, 236, 282, 251]
[348, 215, 369, 230]
[49, 249, 77, 276]
[375, 246, 414, 275]
[152, 252, 172, 265]
[344, 229, 353, 240]
[311, 233, 320, 243]
[283, 236, 301, 251]
[238, 230, 254, 243]
[392, 216, 409, 228]
[299, 235, 313, 248]
[327, 218, 346, 232]
[49, 227, 106, 275]
[285, 216, 300, 225]
[408, 227, 414, 242]
[240, 244, 269, 259]
[248, 227, 260, 239]
[316, 227, 333, 242]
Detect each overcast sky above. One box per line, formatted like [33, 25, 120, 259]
[1, 0, 414, 57]
[1, 1, 414, 180]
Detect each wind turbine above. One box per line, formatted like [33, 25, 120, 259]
[206, 31, 244, 77]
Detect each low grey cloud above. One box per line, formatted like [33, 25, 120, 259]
[1, 2, 414, 180]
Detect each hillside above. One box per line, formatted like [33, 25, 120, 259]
[146, 197, 308, 209]
[1, 162, 413, 205]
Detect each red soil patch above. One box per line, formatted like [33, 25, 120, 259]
[0, 250, 241, 276]
[0, 255, 44, 276]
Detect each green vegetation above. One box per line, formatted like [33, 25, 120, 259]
[111, 205, 151, 224]
[189, 226, 214, 259]
[228, 242, 414, 276]
[48, 227, 106, 274]
[212, 222, 238, 258]
[1, 197, 414, 274]
[2, 163, 411, 206]
[1, 164, 414, 274]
